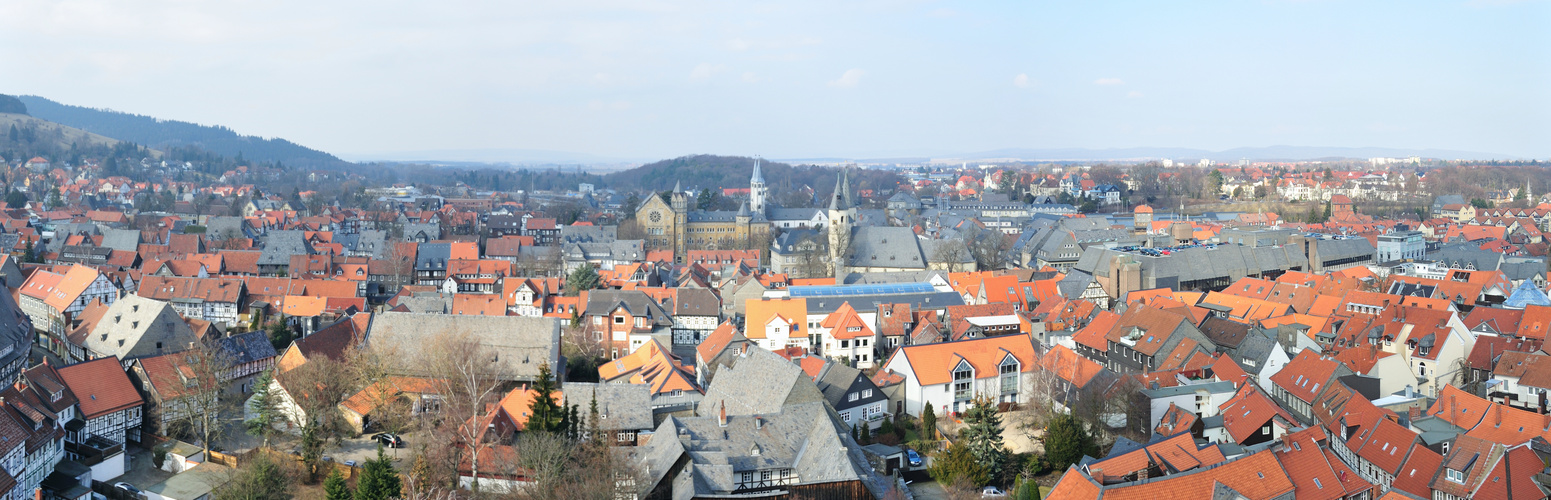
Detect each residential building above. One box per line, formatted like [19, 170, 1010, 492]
[879, 333, 1040, 415]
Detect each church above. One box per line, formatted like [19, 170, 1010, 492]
[636, 159, 826, 263]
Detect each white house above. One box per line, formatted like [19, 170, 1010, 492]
[879, 333, 1040, 416]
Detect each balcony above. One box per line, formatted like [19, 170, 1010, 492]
[65, 434, 123, 467]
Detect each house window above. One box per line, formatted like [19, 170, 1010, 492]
[849, 393, 859, 402]
[862, 389, 872, 398]
[1446, 468, 1464, 483]
[614, 316, 625, 324]
[841, 340, 849, 348]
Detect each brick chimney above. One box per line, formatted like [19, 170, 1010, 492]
[718, 400, 727, 427]
[1408, 405, 1421, 423]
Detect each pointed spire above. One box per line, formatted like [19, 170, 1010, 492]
[829, 168, 850, 211]
[751, 157, 764, 184]
[673, 180, 682, 194]
[737, 200, 751, 217]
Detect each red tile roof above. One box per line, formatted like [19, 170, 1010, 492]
[56, 357, 144, 418]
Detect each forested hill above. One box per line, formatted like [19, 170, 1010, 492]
[0, 95, 26, 115]
[17, 95, 345, 167]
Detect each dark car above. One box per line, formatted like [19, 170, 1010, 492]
[373, 432, 405, 448]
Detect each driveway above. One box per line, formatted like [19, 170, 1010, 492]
[115, 444, 175, 490]
[908, 480, 948, 500]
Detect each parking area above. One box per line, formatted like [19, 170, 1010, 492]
[321, 431, 418, 466]
[113, 444, 175, 490]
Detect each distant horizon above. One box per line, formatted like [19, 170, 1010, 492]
[338, 144, 1533, 167]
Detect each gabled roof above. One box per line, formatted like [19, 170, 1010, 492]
[57, 357, 144, 418]
[1269, 349, 1341, 404]
[897, 333, 1039, 386]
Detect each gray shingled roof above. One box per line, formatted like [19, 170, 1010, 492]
[697, 347, 824, 417]
[259, 230, 311, 266]
[217, 330, 279, 365]
[564, 382, 653, 432]
[84, 295, 199, 361]
[584, 290, 674, 327]
[634, 401, 872, 498]
[204, 216, 247, 240]
[364, 312, 561, 382]
[845, 227, 927, 269]
[100, 229, 141, 252]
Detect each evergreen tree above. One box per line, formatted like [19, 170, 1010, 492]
[528, 363, 565, 433]
[565, 263, 599, 296]
[928, 441, 990, 487]
[244, 369, 277, 446]
[697, 188, 715, 210]
[1322, 201, 1332, 221]
[588, 390, 604, 445]
[1013, 477, 1043, 500]
[21, 239, 36, 264]
[960, 397, 1008, 482]
[880, 418, 896, 439]
[851, 424, 859, 442]
[300, 422, 325, 482]
[1042, 414, 1097, 471]
[859, 422, 872, 444]
[355, 445, 402, 500]
[324, 469, 352, 500]
[922, 402, 937, 440]
[4, 190, 25, 208]
[624, 193, 641, 218]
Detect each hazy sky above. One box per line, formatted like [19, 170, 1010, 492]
[3, 0, 1547, 160]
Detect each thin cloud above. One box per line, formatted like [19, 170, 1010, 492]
[1013, 73, 1033, 88]
[1094, 78, 1124, 86]
[1127, 90, 1143, 98]
[689, 63, 724, 81]
[741, 71, 761, 83]
[828, 68, 865, 88]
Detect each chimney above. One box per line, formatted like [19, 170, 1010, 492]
[718, 400, 728, 427]
[755, 417, 764, 430]
[1408, 406, 1421, 423]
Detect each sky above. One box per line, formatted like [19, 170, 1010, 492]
[2, 0, 1548, 161]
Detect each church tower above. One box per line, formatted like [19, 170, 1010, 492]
[671, 180, 690, 263]
[827, 168, 857, 278]
[749, 157, 768, 216]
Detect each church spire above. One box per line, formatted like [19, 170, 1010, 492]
[751, 157, 764, 184]
[829, 169, 850, 211]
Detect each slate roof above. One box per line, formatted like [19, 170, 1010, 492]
[259, 230, 311, 266]
[846, 227, 927, 269]
[217, 330, 278, 365]
[82, 295, 199, 361]
[583, 290, 674, 327]
[562, 382, 653, 432]
[697, 346, 824, 417]
[100, 229, 141, 252]
[630, 401, 875, 498]
[364, 312, 560, 382]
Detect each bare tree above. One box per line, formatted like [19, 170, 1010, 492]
[153, 338, 236, 458]
[961, 225, 1007, 271]
[416, 328, 510, 496]
[276, 357, 359, 481]
[932, 238, 971, 273]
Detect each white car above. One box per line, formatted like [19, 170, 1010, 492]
[981, 486, 1007, 497]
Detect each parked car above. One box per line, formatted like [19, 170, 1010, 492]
[905, 449, 922, 467]
[981, 486, 1006, 497]
[113, 482, 140, 495]
[345, 460, 358, 467]
[372, 432, 405, 448]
